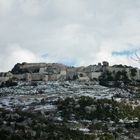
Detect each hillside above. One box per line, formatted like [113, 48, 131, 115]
[0, 62, 140, 139]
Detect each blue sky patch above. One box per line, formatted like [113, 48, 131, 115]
[57, 59, 76, 67]
[112, 49, 140, 57]
[41, 53, 76, 66]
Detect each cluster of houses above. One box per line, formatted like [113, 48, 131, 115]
[0, 61, 140, 83]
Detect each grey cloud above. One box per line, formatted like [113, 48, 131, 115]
[0, 0, 140, 71]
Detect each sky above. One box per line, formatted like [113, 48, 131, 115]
[0, 0, 140, 71]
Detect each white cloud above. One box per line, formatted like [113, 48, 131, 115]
[0, 0, 15, 14]
[19, 0, 49, 16]
[0, 44, 39, 72]
[0, 0, 140, 71]
[52, 0, 88, 18]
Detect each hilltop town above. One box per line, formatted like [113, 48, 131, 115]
[0, 61, 140, 81]
[0, 61, 140, 92]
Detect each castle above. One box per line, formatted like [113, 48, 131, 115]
[0, 61, 140, 83]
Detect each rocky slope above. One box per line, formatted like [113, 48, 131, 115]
[0, 62, 140, 139]
[0, 81, 131, 111]
[0, 81, 140, 140]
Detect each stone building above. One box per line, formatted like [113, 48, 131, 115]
[0, 62, 140, 83]
[0, 72, 13, 82]
[102, 61, 109, 67]
[39, 63, 67, 81]
[77, 72, 90, 81]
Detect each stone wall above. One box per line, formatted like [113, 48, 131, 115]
[30, 73, 44, 81]
[134, 69, 140, 80]
[0, 62, 140, 82]
[106, 67, 140, 80]
[0, 72, 13, 82]
[12, 63, 47, 74]
[88, 72, 102, 80]
[21, 63, 47, 69]
[0, 77, 10, 82]
[13, 74, 26, 81]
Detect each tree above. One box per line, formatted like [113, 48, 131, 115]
[130, 68, 137, 77]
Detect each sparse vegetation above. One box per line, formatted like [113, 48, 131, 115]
[130, 68, 137, 77]
[0, 80, 18, 88]
[0, 80, 140, 140]
[0, 95, 140, 140]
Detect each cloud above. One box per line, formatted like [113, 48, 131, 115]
[19, 0, 49, 16]
[0, 44, 39, 72]
[1, 0, 140, 71]
[0, 0, 14, 13]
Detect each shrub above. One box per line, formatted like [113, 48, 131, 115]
[0, 80, 17, 88]
[130, 68, 137, 77]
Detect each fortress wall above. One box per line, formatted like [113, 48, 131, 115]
[0, 77, 10, 82]
[13, 74, 26, 80]
[89, 72, 102, 79]
[30, 73, 44, 81]
[21, 63, 47, 69]
[135, 69, 140, 80]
